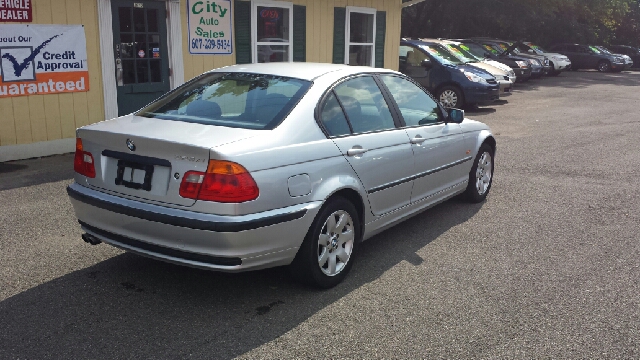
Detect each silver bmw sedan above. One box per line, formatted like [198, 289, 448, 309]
[67, 62, 495, 288]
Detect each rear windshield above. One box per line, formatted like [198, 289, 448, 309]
[137, 72, 311, 130]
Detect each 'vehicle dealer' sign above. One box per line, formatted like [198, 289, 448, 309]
[0, 24, 89, 98]
[0, 0, 32, 22]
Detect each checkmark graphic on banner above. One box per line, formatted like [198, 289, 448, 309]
[1, 34, 60, 77]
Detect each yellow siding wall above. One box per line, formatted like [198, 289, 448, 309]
[0, 0, 104, 147]
[181, 0, 402, 82]
[0, 0, 400, 147]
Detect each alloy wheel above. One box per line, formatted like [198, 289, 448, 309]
[439, 90, 458, 108]
[475, 151, 493, 195]
[317, 210, 355, 276]
[598, 61, 610, 72]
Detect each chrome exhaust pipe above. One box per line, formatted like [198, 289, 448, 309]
[81, 233, 102, 245]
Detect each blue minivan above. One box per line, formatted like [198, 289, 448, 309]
[400, 39, 500, 109]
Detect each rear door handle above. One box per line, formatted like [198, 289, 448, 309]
[410, 136, 427, 144]
[347, 148, 368, 156]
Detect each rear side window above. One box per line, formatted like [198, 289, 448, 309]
[320, 92, 351, 136]
[137, 73, 311, 130]
[333, 76, 395, 134]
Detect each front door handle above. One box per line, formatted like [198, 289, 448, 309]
[347, 147, 368, 156]
[410, 136, 427, 144]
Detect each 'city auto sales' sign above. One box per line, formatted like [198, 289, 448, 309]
[0, 0, 32, 22]
[0, 24, 89, 98]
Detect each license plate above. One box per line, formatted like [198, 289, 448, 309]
[115, 159, 154, 191]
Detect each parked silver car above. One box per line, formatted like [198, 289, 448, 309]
[67, 63, 496, 288]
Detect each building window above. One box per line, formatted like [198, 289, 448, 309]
[251, 0, 293, 63]
[345, 6, 376, 67]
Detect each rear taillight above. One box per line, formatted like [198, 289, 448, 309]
[179, 160, 259, 203]
[73, 138, 96, 178]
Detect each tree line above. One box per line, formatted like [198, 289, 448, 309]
[401, 0, 640, 47]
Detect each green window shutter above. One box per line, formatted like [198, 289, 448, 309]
[375, 11, 386, 68]
[333, 7, 346, 64]
[234, 0, 251, 64]
[293, 5, 306, 62]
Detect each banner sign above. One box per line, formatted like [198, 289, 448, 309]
[187, 0, 233, 55]
[0, 24, 89, 98]
[0, 0, 32, 22]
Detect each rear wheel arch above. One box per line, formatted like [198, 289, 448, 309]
[325, 188, 365, 242]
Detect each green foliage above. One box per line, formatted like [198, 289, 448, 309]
[402, 0, 639, 46]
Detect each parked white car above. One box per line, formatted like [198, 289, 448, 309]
[523, 42, 572, 75]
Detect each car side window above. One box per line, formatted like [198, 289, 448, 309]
[404, 46, 428, 67]
[379, 75, 442, 126]
[320, 91, 351, 137]
[333, 76, 396, 134]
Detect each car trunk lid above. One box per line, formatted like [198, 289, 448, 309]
[77, 114, 258, 207]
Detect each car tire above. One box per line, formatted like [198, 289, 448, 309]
[597, 60, 611, 72]
[548, 61, 561, 76]
[464, 144, 494, 203]
[437, 86, 464, 108]
[289, 196, 360, 289]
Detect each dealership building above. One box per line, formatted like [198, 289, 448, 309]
[0, 0, 406, 161]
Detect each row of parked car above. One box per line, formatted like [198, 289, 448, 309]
[399, 37, 638, 109]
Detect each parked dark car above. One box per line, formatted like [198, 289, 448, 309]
[548, 44, 626, 72]
[473, 39, 545, 78]
[399, 39, 500, 109]
[608, 45, 640, 68]
[595, 46, 633, 70]
[452, 39, 533, 82]
[479, 39, 552, 76]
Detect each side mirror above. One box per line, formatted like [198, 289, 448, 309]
[447, 108, 464, 123]
[421, 58, 432, 68]
[484, 52, 492, 58]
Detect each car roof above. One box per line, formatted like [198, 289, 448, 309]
[209, 62, 398, 81]
[402, 39, 440, 47]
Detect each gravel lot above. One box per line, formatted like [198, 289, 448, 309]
[1, 70, 640, 358]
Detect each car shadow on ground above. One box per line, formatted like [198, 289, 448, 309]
[0, 195, 484, 359]
[0, 153, 74, 191]
[510, 70, 640, 93]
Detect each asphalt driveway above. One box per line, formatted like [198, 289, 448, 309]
[1, 70, 639, 358]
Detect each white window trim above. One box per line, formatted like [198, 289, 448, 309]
[345, 6, 376, 67]
[251, 0, 294, 63]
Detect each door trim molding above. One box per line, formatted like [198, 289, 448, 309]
[97, 0, 118, 120]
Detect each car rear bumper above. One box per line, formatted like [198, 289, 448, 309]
[67, 182, 321, 272]
[498, 80, 512, 96]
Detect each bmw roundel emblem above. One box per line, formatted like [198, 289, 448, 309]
[126, 139, 136, 151]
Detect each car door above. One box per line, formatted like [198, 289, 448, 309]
[399, 45, 431, 90]
[320, 75, 415, 216]
[378, 74, 469, 204]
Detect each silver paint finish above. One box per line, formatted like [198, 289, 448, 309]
[288, 174, 312, 197]
[68, 182, 321, 271]
[404, 123, 468, 203]
[69, 63, 494, 273]
[331, 130, 415, 215]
